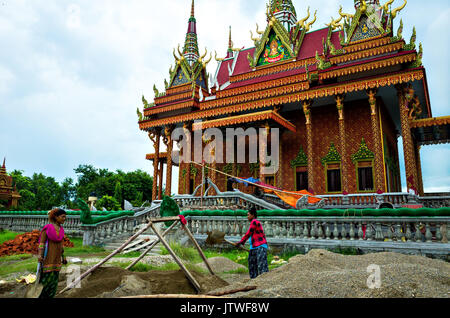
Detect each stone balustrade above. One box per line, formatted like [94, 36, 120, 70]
[173, 191, 281, 211]
[81, 205, 161, 246]
[183, 216, 450, 259]
[0, 215, 84, 237]
[263, 192, 445, 209]
[419, 196, 450, 208]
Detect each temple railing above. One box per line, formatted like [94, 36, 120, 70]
[263, 192, 450, 209]
[183, 215, 450, 258]
[419, 196, 450, 208]
[0, 215, 84, 237]
[0, 205, 162, 247]
[173, 190, 282, 211]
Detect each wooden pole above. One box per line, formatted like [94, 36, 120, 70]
[121, 294, 219, 299]
[150, 222, 202, 293]
[206, 285, 257, 296]
[182, 224, 215, 276]
[58, 219, 155, 296]
[126, 220, 179, 270]
[147, 216, 181, 223]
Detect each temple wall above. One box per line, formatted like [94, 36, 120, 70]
[282, 100, 378, 194]
[379, 100, 402, 192]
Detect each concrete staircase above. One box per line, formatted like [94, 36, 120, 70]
[104, 234, 163, 256]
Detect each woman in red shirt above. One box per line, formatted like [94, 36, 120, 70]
[234, 207, 269, 279]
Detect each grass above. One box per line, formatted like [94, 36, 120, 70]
[0, 234, 304, 279]
[0, 230, 22, 245]
[0, 256, 38, 278]
[64, 237, 107, 257]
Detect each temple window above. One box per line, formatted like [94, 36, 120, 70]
[290, 146, 308, 191]
[265, 176, 275, 187]
[357, 161, 374, 192]
[351, 138, 376, 193]
[295, 167, 308, 191]
[321, 143, 342, 194]
[326, 163, 342, 193]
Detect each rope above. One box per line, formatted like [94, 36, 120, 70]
[190, 160, 320, 198]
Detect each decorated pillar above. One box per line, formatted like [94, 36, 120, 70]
[163, 125, 174, 196]
[259, 122, 270, 182]
[158, 160, 164, 200]
[335, 95, 349, 193]
[397, 85, 419, 194]
[148, 130, 160, 201]
[367, 89, 386, 192]
[302, 100, 315, 193]
[415, 144, 424, 196]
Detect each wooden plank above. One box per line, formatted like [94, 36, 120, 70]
[147, 216, 181, 223]
[126, 220, 179, 270]
[207, 285, 257, 296]
[121, 294, 219, 299]
[182, 224, 215, 276]
[150, 222, 202, 293]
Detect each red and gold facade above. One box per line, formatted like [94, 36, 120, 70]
[138, 0, 449, 200]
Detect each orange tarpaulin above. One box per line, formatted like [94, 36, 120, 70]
[264, 189, 322, 208]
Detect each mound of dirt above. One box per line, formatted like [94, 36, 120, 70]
[196, 257, 247, 273]
[0, 230, 74, 257]
[208, 249, 450, 298]
[57, 266, 229, 298]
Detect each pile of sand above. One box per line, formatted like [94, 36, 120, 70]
[57, 267, 229, 298]
[209, 249, 450, 298]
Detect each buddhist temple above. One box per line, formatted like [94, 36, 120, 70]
[138, 0, 450, 201]
[0, 158, 21, 209]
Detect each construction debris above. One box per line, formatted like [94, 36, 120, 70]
[0, 230, 74, 257]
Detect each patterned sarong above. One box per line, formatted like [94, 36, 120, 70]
[248, 247, 269, 279]
[39, 271, 60, 298]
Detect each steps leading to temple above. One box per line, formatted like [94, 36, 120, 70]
[104, 235, 162, 256]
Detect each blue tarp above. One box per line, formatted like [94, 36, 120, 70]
[231, 177, 260, 187]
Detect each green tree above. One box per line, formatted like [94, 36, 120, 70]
[95, 195, 121, 211]
[114, 181, 123, 208]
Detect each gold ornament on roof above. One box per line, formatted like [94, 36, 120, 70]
[326, 15, 343, 30]
[338, 6, 354, 24]
[391, 0, 407, 19]
[214, 50, 224, 62]
[256, 23, 264, 35]
[305, 10, 317, 32]
[297, 6, 311, 29]
[382, 0, 394, 12]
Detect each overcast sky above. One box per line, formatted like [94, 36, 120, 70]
[0, 0, 449, 194]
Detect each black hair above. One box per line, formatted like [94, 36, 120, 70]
[248, 206, 257, 218]
[49, 208, 67, 222]
[54, 208, 67, 217]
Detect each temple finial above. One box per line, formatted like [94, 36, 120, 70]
[191, 0, 195, 17]
[226, 26, 233, 58]
[2, 157, 4, 169]
[228, 26, 232, 50]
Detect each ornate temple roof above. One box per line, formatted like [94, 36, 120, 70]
[138, 0, 431, 133]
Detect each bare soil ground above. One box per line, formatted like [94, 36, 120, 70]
[1, 250, 449, 298]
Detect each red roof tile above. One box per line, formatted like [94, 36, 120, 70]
[232, 48, 255, 76]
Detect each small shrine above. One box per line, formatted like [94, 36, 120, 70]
[0, 159, 21, 209]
